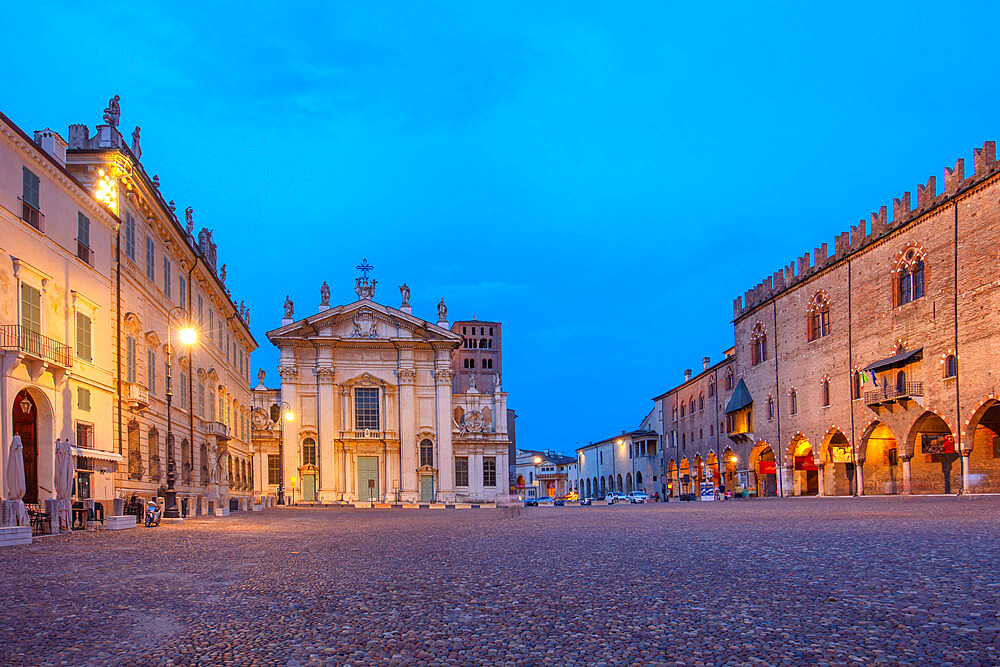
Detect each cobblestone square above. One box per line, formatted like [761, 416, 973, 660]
[2, 497, 999, 666]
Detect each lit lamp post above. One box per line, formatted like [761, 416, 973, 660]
[164, 311, 197, 521]
[277, 401, 294, 505]
[729, 454, 738, 498]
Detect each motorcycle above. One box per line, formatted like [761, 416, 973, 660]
[144, 500, 162, 527]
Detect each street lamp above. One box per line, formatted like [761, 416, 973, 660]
[277, 401, 293, 505]
[164, 308, 197, 521]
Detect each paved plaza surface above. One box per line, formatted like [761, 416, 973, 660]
[1, 498, 999, 666]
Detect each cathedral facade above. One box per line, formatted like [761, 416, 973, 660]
[255, 272, 510, 504]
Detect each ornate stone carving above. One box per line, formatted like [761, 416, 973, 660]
[468, 372, 477, 392]
[220, 264, 227, 285]
[355, 277, 377, 300]
[257, 368, 266, 384]
[395, 368, 417, 384]
[278, 366, 298, 380]
[433, 369, 455, 384]
[283, 294, 294, 319]
[352, 307, 379, 338]
[251, 408, 269, 429]
[459, 410, 490, 434]
[315, 367, 336, 381]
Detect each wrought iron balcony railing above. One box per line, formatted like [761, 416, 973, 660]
[865, 381, 924, 407]
[19, 198, 43, 231]
[76, 240, 94, 265]
[0, 325, 71, 368]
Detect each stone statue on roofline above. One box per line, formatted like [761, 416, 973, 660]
[283, 295, 294, 319]
[399, 283, 410, 308]
[320, 281, 330, 306]
[220, 264, 227, 284]
[185, 207, 194, 233]
[437, 298, 447, 321]
[103, 94, 121, 127]
[131, 126, 141, 159]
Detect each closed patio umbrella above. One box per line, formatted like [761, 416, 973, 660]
[54, 439, 73, 531]
[5, 435, 29, 527]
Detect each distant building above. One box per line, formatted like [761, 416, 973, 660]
[514, 449, 576, 499]
[575, 424, 660, 500]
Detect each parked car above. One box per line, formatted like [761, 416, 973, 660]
[580, 497, 595, 506]
[627, 491, 648, 504]
[553, 497, 566, 507]
[525, 495, 555, 507]
[605, 492, 627, 504]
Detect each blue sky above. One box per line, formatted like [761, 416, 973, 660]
[4, 1, 998, 453]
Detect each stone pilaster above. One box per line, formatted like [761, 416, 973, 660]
[395, 368, 417, 500]
[900, 455, 912, 495]
[278, 366, 298, 500]
[433, 368, 456, 501]
[315, 366, 336, 500]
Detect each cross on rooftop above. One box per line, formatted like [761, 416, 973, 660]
[356, 258, 374, 280]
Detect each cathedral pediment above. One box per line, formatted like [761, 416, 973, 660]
[267, 299, 462, 346]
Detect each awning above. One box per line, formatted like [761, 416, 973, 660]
[864, 347, 923, 373]
[71, 446, 123, 463]
[725, 379, 753, 413]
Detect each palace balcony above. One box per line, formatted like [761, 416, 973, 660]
[125, 382, 149, 410]
[865, 382, 924, 408]
[205, 421, 232, 441]
[19, 198, 43, 231]
[0, 325, 71, 369]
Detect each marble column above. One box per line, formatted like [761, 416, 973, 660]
[396, 368, 417, 500]
[433, 368, 456, 501]
[961, 453, 971, 494]
[470, 449, 483, 501]
[856, 459, 865, 496]
[900, 455, 912, 495]
[816, 461, 826, 496]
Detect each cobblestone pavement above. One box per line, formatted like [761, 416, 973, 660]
[1, 497, 999, 666]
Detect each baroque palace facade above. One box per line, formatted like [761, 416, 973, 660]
[654, 140, 1000, 498]
[0, 99, 255, 518]
[251, 274, 511, 504]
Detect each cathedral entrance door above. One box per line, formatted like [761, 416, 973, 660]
[420, 475, 433, 502]
[357, 456, 379, 501]
[302, 474, 316, 502]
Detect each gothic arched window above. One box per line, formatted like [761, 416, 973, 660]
[789, 390, 798, 415]
[302, 437, 316, 466]
[821, 377, 831, 407]
[750, 323, 767, 365]
[896, 248, 927, 306]
[807, 291, 831, 341]
[944, 355, 957, 378]
[725, 367, 734, 390]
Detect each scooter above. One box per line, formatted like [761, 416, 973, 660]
[144, 500, 162, 527]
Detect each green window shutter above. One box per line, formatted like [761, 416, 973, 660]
[21, 284, 41, 332]
[22, 167, 39, 208]
[77, 212, 90, 247]
[148, 349, 156, 394]
[126, 336, 136, 383]
[77, 387, 91, 411]
[125, 212, 136, 260]
[76, 312, 92, 362]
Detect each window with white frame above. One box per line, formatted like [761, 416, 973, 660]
[355, 388, 379, 430]
[483, 457, 497, 487]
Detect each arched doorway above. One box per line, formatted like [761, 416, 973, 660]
[722, 448, 737, 491]
[861, 422, 899, 495]
[790, 435, 819, 496]
[545, 480, 556, 497]
[823, 430, 855, 495]
[667, 459, 678, 497]
[616, 474, 623, 492]
[967, 400, 1000, 493]
[750, 443, 777, 497]
[12, 389, 38, 505]
[706, 451, 720, 490]
[625, 473, 633, 493]
[679, 457, 691, 494]
[515, 475, 525, 498]
[599, 477, 606, 497]
[907, 412, 959, 494]
[635, 470, 643, 490]
[693, 455, 704, 489]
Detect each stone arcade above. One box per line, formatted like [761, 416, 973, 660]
[256, 270, 510, 504]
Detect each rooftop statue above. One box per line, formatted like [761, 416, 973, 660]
[399, 283, 410, 308]
[103, 95, 121, 127]
[131, 126, 141, 159]
[320, 281, 330, 306]
[283, 294, 294, 319]
[437, 298, 447, 321]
